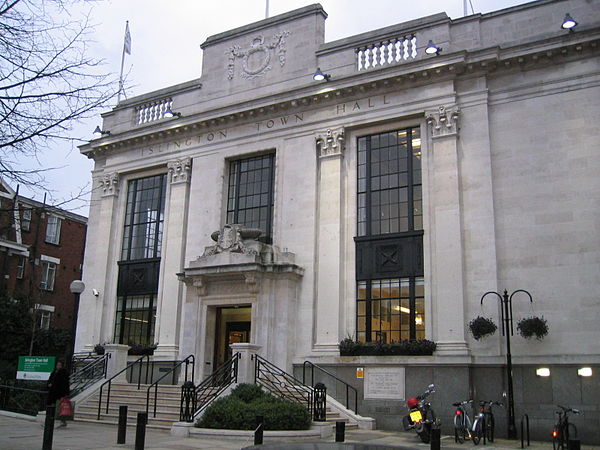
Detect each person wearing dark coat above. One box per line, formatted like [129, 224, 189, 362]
[47, 360, 70, 427]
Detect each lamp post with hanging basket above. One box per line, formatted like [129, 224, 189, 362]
[480, 289, 533, 440]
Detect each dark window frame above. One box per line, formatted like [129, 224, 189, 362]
[355, 127, 425, 343]
[226, 153, 275, 244]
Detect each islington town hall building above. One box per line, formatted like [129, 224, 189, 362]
[75, 0, 599, 441]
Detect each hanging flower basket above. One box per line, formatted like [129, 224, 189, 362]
[468, 316, 497, 340]
[517, 316, 548, 340]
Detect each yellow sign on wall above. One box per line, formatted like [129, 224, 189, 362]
[356, 367, 364, 379]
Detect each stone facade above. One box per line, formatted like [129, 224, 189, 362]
[76, 1, 600, 442]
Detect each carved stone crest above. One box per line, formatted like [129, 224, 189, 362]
[226, 31, 291, 80]
[203, 224, 260, 257]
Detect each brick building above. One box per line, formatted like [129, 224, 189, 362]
[0, 179, 87, 331]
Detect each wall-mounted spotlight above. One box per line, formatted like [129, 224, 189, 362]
[163, 108, 182, 119]
[313, 67, 331, 82]
[536, 367, 551, 377]
[93, 126, 110, 139]
[577, 367, 592, 377]
[425, 40, 441, 55]
[561, 13, 577, 31]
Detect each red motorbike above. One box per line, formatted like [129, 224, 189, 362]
[402, 383, 437, 443]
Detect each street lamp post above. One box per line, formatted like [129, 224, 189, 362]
[480, 288, 533, 440]
[69, 280, 85, 369]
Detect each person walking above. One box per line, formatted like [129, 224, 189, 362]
[47, 359, 70, 427]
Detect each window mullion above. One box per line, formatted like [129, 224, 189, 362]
[409, 277, 416, 340]
[365, 136, 372, 237]
[407, 128, 414, 231]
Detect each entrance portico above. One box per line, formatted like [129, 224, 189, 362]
[179, 224, 303, 379]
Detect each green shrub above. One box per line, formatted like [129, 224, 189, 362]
[197, 383, 311, 430]
[230, 383, 266, 403]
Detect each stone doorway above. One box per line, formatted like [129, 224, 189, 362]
[214, 306, 251, 368]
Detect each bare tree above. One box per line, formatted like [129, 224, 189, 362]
[0, 0, 118, 187]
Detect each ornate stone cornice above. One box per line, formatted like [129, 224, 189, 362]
[167, 157, 192, 184]
[99, 172, 119, 197]
[426, 105, 460, 138]
[316, 128, 345, 158]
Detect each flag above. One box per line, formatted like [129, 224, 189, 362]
[124, 21, 131, 55]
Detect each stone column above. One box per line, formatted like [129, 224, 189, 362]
[314, 128, 345, 351]
[230, 343, 261, 385]
[425, 106, 469, 356]
[75, 172, 120, 352]
[155, 157, 192, 360]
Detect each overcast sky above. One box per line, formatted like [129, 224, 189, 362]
[20, 0, 531, 214]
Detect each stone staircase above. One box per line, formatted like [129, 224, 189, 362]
[75, 383, 182, 429]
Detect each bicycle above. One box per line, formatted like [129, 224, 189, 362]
[552, 405, 579, 450]
[472, 400, 502, 445]
[453, 400, 473, 444]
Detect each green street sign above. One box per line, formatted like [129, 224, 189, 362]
[16, 356, 56, 380]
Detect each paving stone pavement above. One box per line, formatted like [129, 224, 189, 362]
[0, 413, 596, 450]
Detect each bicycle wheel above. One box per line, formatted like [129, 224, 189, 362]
[454, 413, 466, 444]
[486, 414, 495, 442]
[472, 418, 483, 445]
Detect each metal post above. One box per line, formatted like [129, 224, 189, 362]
[430, 422, 441, 450]
[335, 421, 345, 442]
[117, 405, 127, 444]
[313, 382, 327, 421]
[481, 289, 532, 440]
[42, 405, 56, 450]
[135, 412, 147, 450]
[254, 415, 264, 445]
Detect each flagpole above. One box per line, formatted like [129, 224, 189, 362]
[118, 21, 129, 103]
[265, 0, 269, 18]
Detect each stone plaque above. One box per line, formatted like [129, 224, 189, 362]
[364, 367, 405, 400]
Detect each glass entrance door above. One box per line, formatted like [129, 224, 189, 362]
[214, 306, 251, 368]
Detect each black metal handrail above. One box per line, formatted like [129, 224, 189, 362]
[70, 353, 110, 398]
[254, 354, 313, 416]
[302, 360, 358, 414]
[97, 355, 150, 420]
[180, 353, 239, 422]
[146, 355, 194, 417]
[0, 384, 47, 416]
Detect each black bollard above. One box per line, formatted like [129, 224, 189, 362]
[117, 405, 128, 444]
[254, 415, 264, 445]
[430, 424, 441, 450]
[42, 405, 56, 450]
[568, 439, 581, 450]
[335, 421, 345, 442]
[135, 412, 147, 450]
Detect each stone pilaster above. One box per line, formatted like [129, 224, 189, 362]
[425, 106, 469, 356]
[314, 128, 345, 351]
[75, 172, 121, 352]
[154, 157, 192, 360]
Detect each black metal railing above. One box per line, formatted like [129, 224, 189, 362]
[0, 383, 47, 416]
[146, 355, 194, 418]
[71, 352, 103, 373]
[180, 353, 239, 422]
[69, 353, 110, 398]
[254, 354, 313, 416]
[302, 360, 358, 414]
[97, 355, 150, 420]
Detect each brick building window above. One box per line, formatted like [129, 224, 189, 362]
[16, 256, 25, 279]
[227, 153, 275, 243]
[45, 215, 61, 244]
[22, 209, 32, 232]
[40, 311, 51, 330]
[40, 261, 56, 291]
